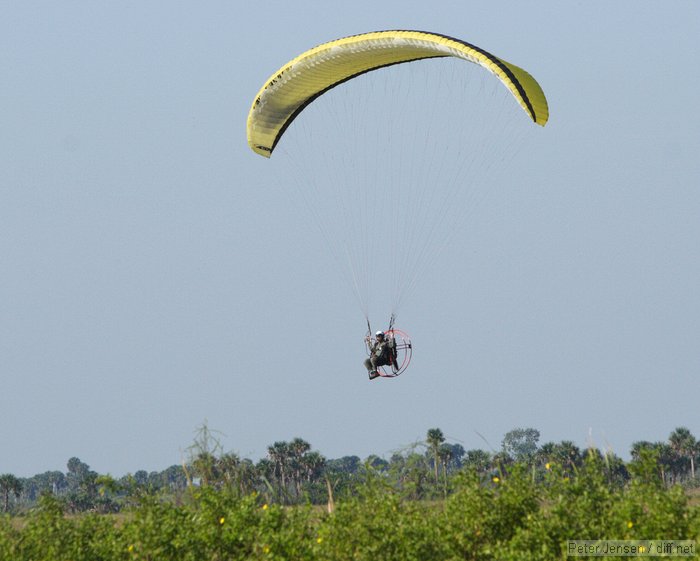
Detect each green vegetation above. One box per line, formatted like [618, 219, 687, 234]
[1, 426, 699, 560]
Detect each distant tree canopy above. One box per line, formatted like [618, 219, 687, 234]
[3, 426, 698, 514]
[502, 427, 540, 463]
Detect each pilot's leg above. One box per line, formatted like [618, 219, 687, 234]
[366, 357, 380, 379]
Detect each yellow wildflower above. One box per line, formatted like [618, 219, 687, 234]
[545, 462, 551, 470]
[262, 503, 268, 510]
[219, 517, 225, 525]
[317, 537, 323, 544]
[627, 521, 633, 528]
[263, 545, 270, 554]
[128, 544, 134, 553]
[492, 476, 500, 483]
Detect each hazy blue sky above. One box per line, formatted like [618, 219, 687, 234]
[2, 1, 699, 477]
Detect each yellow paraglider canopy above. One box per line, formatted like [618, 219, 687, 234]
[247, 30, 549, 157]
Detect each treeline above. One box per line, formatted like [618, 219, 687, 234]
[0, 451, 698, 561]
[1, 425, 698, 515]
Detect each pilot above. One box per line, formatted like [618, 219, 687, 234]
[364, 331, 393, 380]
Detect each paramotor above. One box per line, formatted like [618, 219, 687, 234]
[246, 30, 549, 379]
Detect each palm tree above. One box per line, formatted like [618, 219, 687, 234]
[537, 440, 581, 475]
[654, 442, 676, 485]
[218, 452, 241, 489]
[630, 441, 674, 485]
[267, 441, 291, 501]
[187, 421, 224, 487]
[669, 427, 697, 480]
[438, 444, 453, 495]
[301, 451, 326, 483]
[602, 451, 630, 487]
[289, 437, 311, 496]
[192, 451, 218, 486]
[630, 441, 654, 462]
[426, 428, 445, 483]
[0, 474, 23, 513]
[463, 449, 492, 476]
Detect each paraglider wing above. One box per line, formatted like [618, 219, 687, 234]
[247, 30, 549, 158]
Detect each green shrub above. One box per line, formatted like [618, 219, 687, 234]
[1, 459, 698, 561]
